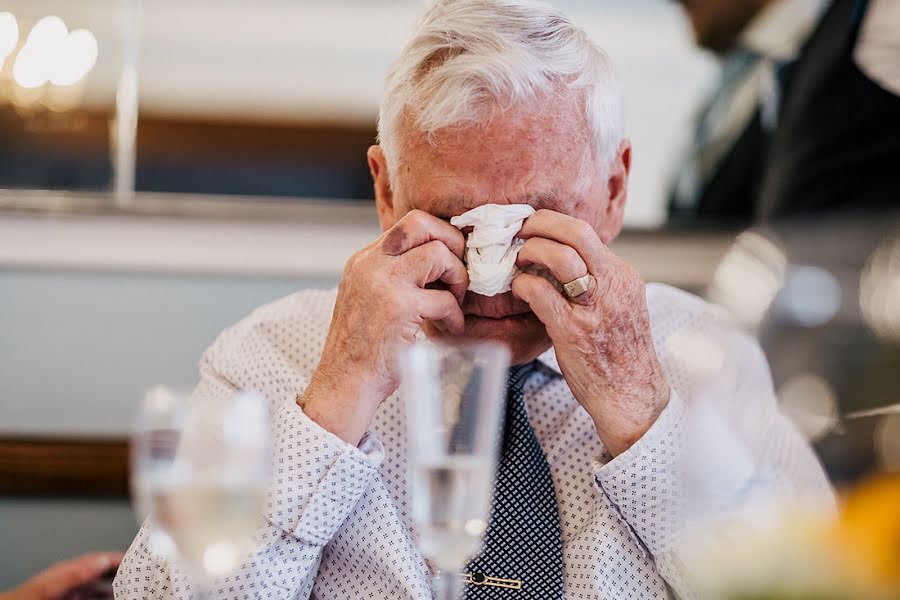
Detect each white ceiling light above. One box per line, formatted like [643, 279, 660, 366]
[12, 15, 99, 89]
[13, 15, 68, 88]
[50, 28, 98, 86]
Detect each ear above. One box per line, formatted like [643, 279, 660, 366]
[367, 145, 398, 232]
[598, 139, 631, 243]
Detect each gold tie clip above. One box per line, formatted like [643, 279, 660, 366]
[462, 572, 523, 590]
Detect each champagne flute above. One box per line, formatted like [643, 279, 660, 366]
[131, 386, 271, 597]
[399, 340, 510, 600]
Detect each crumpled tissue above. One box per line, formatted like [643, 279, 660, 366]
[450, 204, 535, 296]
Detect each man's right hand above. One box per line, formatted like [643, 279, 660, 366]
[298, 209, 468, 445]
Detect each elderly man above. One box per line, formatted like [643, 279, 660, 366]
[115, 1, 832, 598]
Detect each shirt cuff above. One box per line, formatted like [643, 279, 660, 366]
[591, 390, 759, 556]
[266, 397, 384, 546]
[590, 390, 688, 555]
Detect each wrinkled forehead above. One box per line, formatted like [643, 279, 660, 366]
[396, 97, 597, 220]
[423, 191, 578, 221]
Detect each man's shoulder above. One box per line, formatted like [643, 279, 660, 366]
[645, 282, 770, 398]
[202, 287, 338, 378]
[644, 282, 755, 365]
[645, 282, 724, 326]
[237, 287, 338, 330]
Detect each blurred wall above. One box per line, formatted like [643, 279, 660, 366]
[0, 0, 717, 228]
[0, 499, 137, 588]
[0, 270, 330, 435]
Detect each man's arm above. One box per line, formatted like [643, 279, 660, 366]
[510, 208, 832, 597]
[115, 211, 467, 599]
[591, 327, 834, 599]
[113, 360, 385, 600]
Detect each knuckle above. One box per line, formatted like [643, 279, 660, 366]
[405, 209, 429, 228]
[415, 240, 441, 266]
[447, 230, 466, 256]
[439, 290, 459, 309]
[344, 249, 364, 272]
[342, 256, 372, 289]
[559, 245, 582, 269]
[427, 240, 456, 268]
[423, 238, 446, 254]
[436, 240, 458, 263]
[574, 221, 596, 246]
[619, 261, 642, 284]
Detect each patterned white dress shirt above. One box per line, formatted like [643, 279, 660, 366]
[114, 283, 833, 600]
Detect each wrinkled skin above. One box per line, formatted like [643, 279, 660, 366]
[301, 94, 669, 456]
[302, 210, 469, 443]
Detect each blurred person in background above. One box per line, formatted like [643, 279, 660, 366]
[115, 1, 833, 598]
[0, 553, 121, 600]
[669, 0, 900, 227]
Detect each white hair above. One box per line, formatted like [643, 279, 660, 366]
[377, 0, 624, 183]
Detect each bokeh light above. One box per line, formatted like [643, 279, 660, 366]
[875, 413, 900, 471]
[860, 237, 900, 341]
[50, 28, 98, 86]
[708, 231, 787, 328]
[13, 15, 68, 89]
[666, 328, 725, 379]
[11, 15, 98, 90]
[777, 373, 839, 441]
[12, 46, 48, 89]
[26, 15, 67, 49]
[772, 265, 842, 327]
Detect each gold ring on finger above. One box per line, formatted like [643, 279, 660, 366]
[563, 274, 593, 299]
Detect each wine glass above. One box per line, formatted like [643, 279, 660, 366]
[398, 340, 511, 600]
[131, 385, 271, 596]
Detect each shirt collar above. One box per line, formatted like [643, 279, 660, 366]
[415, 331, 564, 376]
[738, 0, 828, 61]
[536, 345, 563, 376]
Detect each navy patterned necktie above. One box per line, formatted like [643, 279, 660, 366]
[463, 361, 564, 598]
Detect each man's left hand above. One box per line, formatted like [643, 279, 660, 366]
[512, 209, 670, 457]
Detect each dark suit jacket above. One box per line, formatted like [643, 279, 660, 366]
[669, 0, 900, 227]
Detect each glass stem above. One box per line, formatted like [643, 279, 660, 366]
[433, 569, 462, 600]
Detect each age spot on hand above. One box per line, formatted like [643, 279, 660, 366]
[382, 226, 409, 256]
